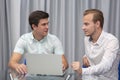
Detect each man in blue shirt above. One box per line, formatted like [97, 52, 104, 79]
[8, 10, 68, 74]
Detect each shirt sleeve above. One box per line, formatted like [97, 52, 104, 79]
[53, 36, 64, 55]
[82, 39, 119, 75]
[13, 36, 26, 54]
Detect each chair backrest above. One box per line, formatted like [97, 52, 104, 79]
[118, 49, 120, 80]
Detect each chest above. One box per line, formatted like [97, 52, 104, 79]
[86, 44, 105, 65]
[25, 41, 54, 54]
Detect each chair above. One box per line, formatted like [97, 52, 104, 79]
[118, 49, 120, 80]
[119, 62, 120, 80]
[9, 73, 13, 80]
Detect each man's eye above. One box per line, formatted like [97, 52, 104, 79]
[42, 23, 46, 26]
[42, 23, 49, 26]
[84, 23, 89, 26]
[43, 24, 46, 26]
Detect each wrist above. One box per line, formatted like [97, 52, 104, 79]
[77, 67, 82, 75]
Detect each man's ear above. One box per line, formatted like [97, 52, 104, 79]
[96, 21, 100, 28]
[32, 24, 36, 30]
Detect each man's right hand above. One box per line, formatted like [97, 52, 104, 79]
[15, 63, 27, 74]
[82, 56, 90, 67]
[8, 53, 27, 74]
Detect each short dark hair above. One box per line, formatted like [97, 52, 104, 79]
[84, 9, 104, 28]
[29, 10, 49, 30]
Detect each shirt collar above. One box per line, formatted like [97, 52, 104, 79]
[89, 30, 105, 45]
[95, 30, 105, 45]
[30, 32, 48, 43]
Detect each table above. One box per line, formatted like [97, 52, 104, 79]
[9, 71, 112, 80]
[9, 70, 69, 80]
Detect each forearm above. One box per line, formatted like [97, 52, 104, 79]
[82, 54, 117, 75]
[64, 61, 68, 69]
[62, 55, 68, 69]
[8, 59, 27, 74]
[8, 60, 19, 70]
[8, 53, 22, 70]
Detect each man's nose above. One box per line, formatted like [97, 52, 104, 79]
[82, 25, 85, 30]
[45, 24, 48, 28]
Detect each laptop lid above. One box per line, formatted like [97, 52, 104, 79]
[25, 54, 64, 76]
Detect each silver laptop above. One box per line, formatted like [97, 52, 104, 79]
[25, 54, 64, 76]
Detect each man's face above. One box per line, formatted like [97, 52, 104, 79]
[33, 18, 49, 38]
[82, 14, 97, 36]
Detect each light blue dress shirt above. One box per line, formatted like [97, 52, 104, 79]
[14, 32, 64, 55]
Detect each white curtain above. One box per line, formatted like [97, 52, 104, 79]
[0, 0, 120, 79]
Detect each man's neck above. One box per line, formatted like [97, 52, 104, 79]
[91, 29, 102, 43]
[32, 32, 44, 41]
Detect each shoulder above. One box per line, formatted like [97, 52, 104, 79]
[104, 31, 118, 41]
[20, 32, 33, 41]
[47, 33, 60, 41]
[102, 31, 119, 47]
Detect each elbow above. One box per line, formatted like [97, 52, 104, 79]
[8, 61, 12, 69]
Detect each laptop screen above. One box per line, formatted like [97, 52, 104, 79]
[25, 54, 64, 76]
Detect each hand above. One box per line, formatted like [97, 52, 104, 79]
[71, 62, 80, 71]
[82, 56, 90, 67]
[15, 63, 27, 74]
[71, 62, 82, 74]
[62, 65, 66, 71]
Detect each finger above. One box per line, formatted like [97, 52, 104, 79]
[21, 64, 27, 73]
[17, 64, 27, 74]
[17, 66, 25, 74]
[62, 64, 65, 71]
[16, 68, 21, 74]
[71, 63, 75, 68]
